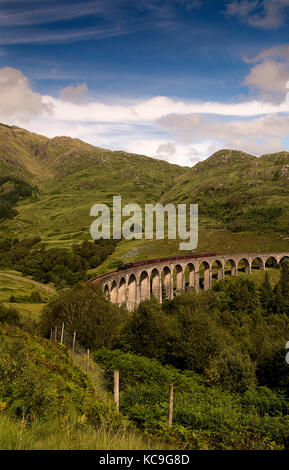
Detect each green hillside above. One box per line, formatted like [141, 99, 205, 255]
[0, 269, 54, 319]
[1, 124, 289, 275]
[0, 322, 169, 450]
[91, 149, 289, 274]
[0, 123, 185, 251]
[162, 148, 289, 236]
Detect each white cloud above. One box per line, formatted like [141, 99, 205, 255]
[245, 44, 289, 63]
[225, 0, 289, 29]
[244, 60, 289, 102]
[41, 93, 289, 124]
[157, 112, 289, 155]
[156, 142, 176, 156]
[60, 83, 88, 104]
[0, 1, 112, 26]
[243, 43, 289, 102]
[123, 138, 213, 166]
[0, 66, 50, 121]
[177, 0, 204, 10]
[225, 0, 259, 20]
[1, 66, 289, 166]
[0, 0, 177, 45]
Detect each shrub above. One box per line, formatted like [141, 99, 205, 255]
[125, 298, 169, 361]
[0, 304, 20, 325]
[30, 291, 43, 303]
[39, 283, 128, 350]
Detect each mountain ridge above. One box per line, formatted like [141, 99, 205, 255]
[2, 123, 289, 178]
[0, 123, 185, 181]
[1, 123, 289, 270]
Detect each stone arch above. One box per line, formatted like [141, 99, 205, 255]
[139, 270, 150, 302]
[199, 260, 211, 290]
[237, 257, 251, 274]
[118, 277, 126, 305]
[211, 259, 224, 281]
[173, 264, 184, 294]
[93, 252, 289, 306]
[184, 262, 195, 289]
[224, 259, 237, 277]
[265, 256, 278, 269]
[251, 257, 265, 271]
[161, 266, 172, 301]
[110, 280, 117, 303]
[151, 268, 161, 302]
[127, 274, 137, 311]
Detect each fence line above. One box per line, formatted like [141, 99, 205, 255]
[114, 370, 119, 412]
[49, 323, 289, 428]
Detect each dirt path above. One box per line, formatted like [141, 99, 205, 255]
[0, 271, 56, 294]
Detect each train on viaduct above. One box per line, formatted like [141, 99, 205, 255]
[90, 252, 289, 311]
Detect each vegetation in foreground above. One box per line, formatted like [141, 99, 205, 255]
[0, 321, 167, 450]
[0, 414, 161, 451]
[2, 260, 289, 449]
[94, 349, 289, 450]
[37, 261, 289, 449]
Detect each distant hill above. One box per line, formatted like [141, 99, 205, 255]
[1, 124, 289, 273]
[0, 123, 185, 252]
[162, 148, 289, 235]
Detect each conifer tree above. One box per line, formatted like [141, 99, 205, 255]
[272, 282, 284, 314]
[259, 271, 273, 315]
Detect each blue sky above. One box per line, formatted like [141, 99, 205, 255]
[0, 0, 289, 165]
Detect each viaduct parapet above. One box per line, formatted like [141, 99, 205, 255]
[91, 252, 289, 311]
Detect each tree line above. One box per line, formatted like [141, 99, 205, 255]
[0, 237, 118, 288]
[39, 260, 289, 394]
[0, 177, 37, 221]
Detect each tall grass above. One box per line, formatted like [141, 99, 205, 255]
[0, 414, 170, 450]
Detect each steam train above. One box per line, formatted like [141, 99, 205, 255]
[117, 253, 217, 271]
[90, 253, 217, 283]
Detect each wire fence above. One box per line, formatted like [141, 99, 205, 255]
[48, 322, 289, 428]
[49, 324, 112, 396]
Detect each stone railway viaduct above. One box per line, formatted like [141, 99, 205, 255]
[91, 252, 289, 311]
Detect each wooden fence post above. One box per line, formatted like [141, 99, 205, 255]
[72, 331, 76, 356]
[50, 329, 53, 342]
[54, 325, 57, 343]
[86, 348, 90, 373]
[114, 370, 119, 412]
[168, 383, 174, 427]
[60, 322, 64, 344]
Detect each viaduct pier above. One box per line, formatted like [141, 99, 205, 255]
[91, 252, 289, 311]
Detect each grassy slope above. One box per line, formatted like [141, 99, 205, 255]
[161, 149, 289, 245]
[90, 150, 289, 274]
[0, 124, 185, 250]
[93, 348, 289, 450]
[0, 324, 168, 450]
[1, 126, 289, 274]
[0, 413, 168, 450]
[0, 270, 55, 319]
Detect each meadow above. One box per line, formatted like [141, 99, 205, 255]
[0, 270, 54, 318]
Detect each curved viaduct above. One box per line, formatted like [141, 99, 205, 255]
[91, 252, 289, 311]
